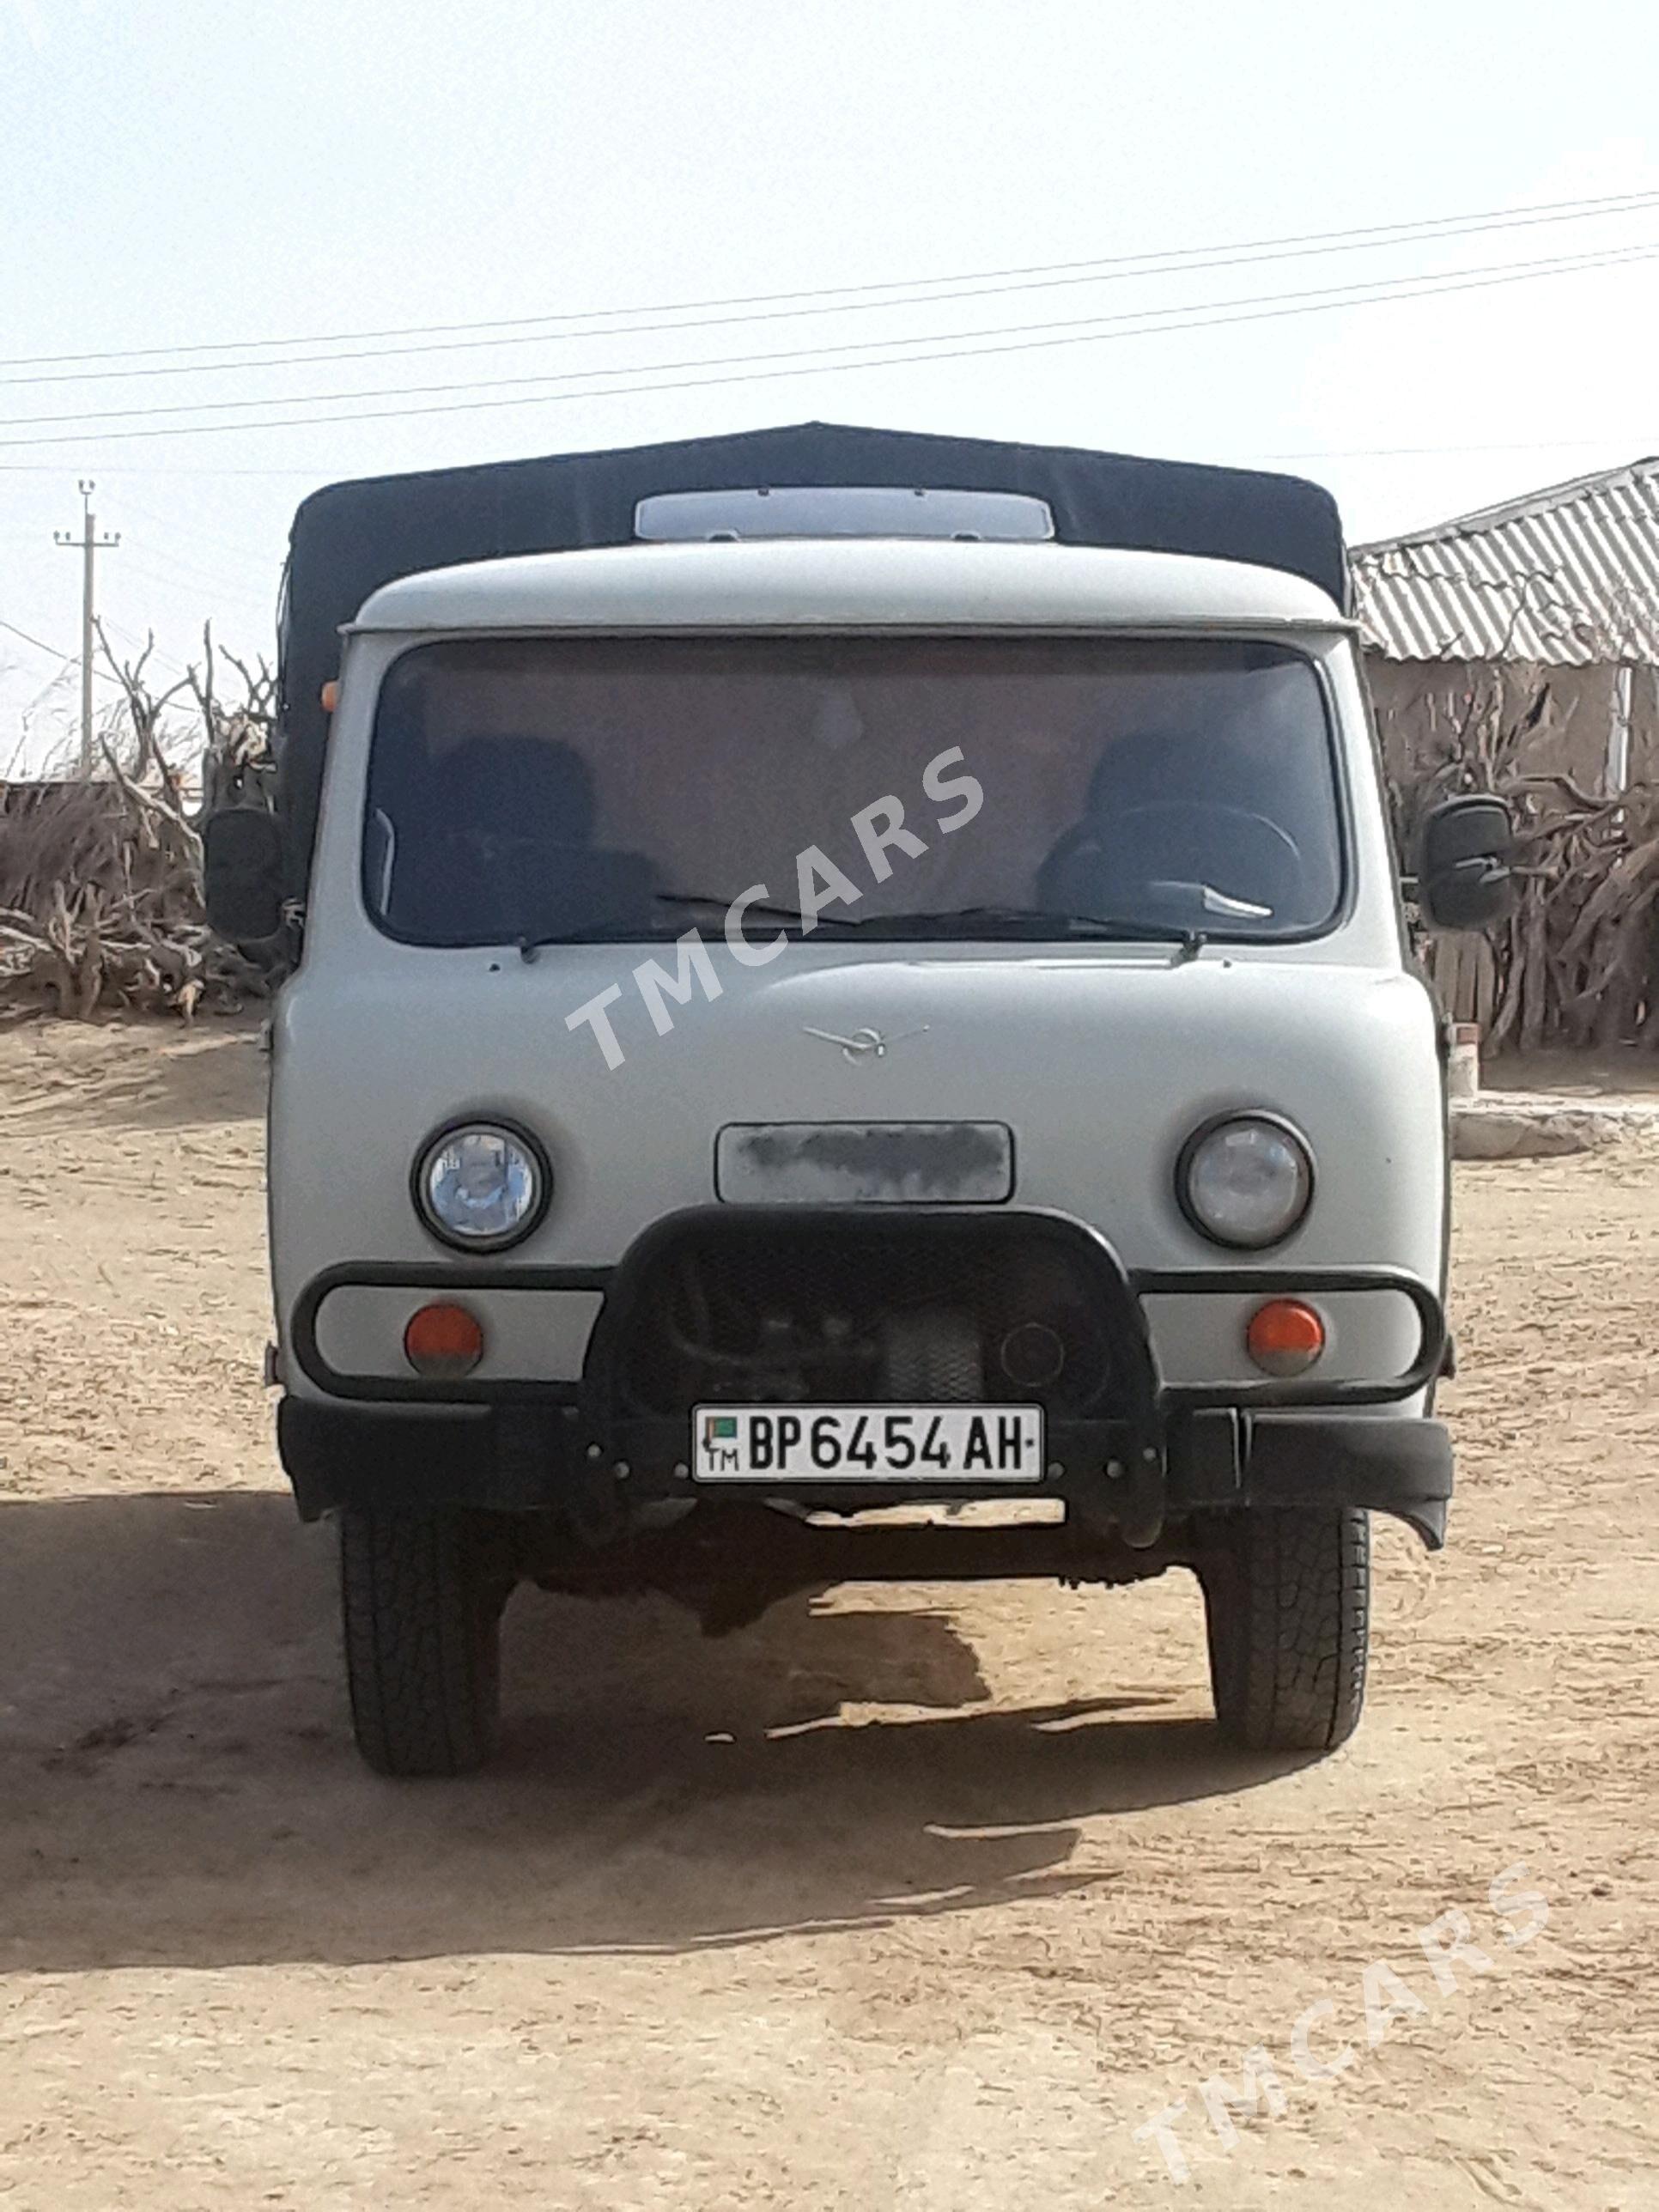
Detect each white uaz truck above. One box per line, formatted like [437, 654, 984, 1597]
[206, 423, 1511, 1776]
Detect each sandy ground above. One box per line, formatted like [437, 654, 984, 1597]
[1, 1019, 1656, 2210]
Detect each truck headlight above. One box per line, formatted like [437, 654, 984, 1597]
[1178, 1114, 1313, 1249]
[414, 1122, 548, 1251]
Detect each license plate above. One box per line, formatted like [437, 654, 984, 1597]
[691, 1404, 1045, 1482]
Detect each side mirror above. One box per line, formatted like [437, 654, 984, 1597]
[203, 807, 286, 943]
[1416, 794, 1515, 932]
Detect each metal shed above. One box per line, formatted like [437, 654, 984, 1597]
[1352, 457, 1659, 796]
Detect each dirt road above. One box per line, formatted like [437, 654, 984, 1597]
[1, 1021, 1656, 2208]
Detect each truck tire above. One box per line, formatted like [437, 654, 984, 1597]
[338, 1507, 514, 1777]
[1199, 1508, 1370, 1753]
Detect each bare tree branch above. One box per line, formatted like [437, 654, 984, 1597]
[2, 629, 278, 1018]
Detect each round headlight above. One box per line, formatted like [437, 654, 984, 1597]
[1179, 1115, 1313, 1250]
[415, 1122, 547, 1251]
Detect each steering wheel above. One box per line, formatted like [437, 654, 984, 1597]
[1040, 800, 1304, 918]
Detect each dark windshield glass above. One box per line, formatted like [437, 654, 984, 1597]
[362, 635, 1343, 946]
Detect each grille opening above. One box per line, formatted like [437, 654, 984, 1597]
[610, 1218, 1122, 1420]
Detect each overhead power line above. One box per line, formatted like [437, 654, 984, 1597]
[100, 617, 192, 676]
[123, 551, 276, 616]
[3, 185, 1655, 379]
[0, 614, 76, 660]
[1, 235, 1653, 451]
[10, 239, 1658, 434]
[0, 614, 123, 690]
[117, 491, 276, 568]
[5, 191, 1657, 392]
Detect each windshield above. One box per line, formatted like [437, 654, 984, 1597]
[362, 635, 1344, 946]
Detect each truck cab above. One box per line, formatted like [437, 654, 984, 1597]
[210, 427, 1510, 1775]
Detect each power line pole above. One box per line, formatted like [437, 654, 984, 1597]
[53, 479, 119, 774]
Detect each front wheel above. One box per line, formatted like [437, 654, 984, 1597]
[338, 1507, 517, 1777]
[1199, 1509, 1370, 1753]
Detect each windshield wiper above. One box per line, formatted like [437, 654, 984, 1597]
[516, 922, 686, 961]
[856, 906, 1207, 959]
[657, 893, 1203, 952]
[514, 893, 865, 963]
[653, 891, 864, 933]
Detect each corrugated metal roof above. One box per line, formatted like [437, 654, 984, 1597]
[1352, 456, 1659, 665]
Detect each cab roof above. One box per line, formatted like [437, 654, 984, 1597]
[352, 536, 1350, 637]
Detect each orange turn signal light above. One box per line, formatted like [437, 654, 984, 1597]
[404, 1301, 484, 1379]
[1245, 1298, 1326, 1378]
[320, 679, 339, 714]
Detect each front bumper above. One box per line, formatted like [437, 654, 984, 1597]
[280, 1400, 1453, 1549]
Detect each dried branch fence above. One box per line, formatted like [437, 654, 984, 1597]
[0, 628, 276, 1018]
[1382, 661, 1659, 1054]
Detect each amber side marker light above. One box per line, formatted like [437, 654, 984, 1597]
[320, 679, 339, 714]
[1245, 1298, 1327, 1378]
[404, 1302, 484, 1379]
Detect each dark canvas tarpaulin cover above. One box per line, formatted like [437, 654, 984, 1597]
[277, 421, 1346, 882]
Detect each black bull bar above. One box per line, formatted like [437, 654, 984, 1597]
[284, 1207, 1454, 1550]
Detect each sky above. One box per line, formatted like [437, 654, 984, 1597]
[3, 0, 1657, 770]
